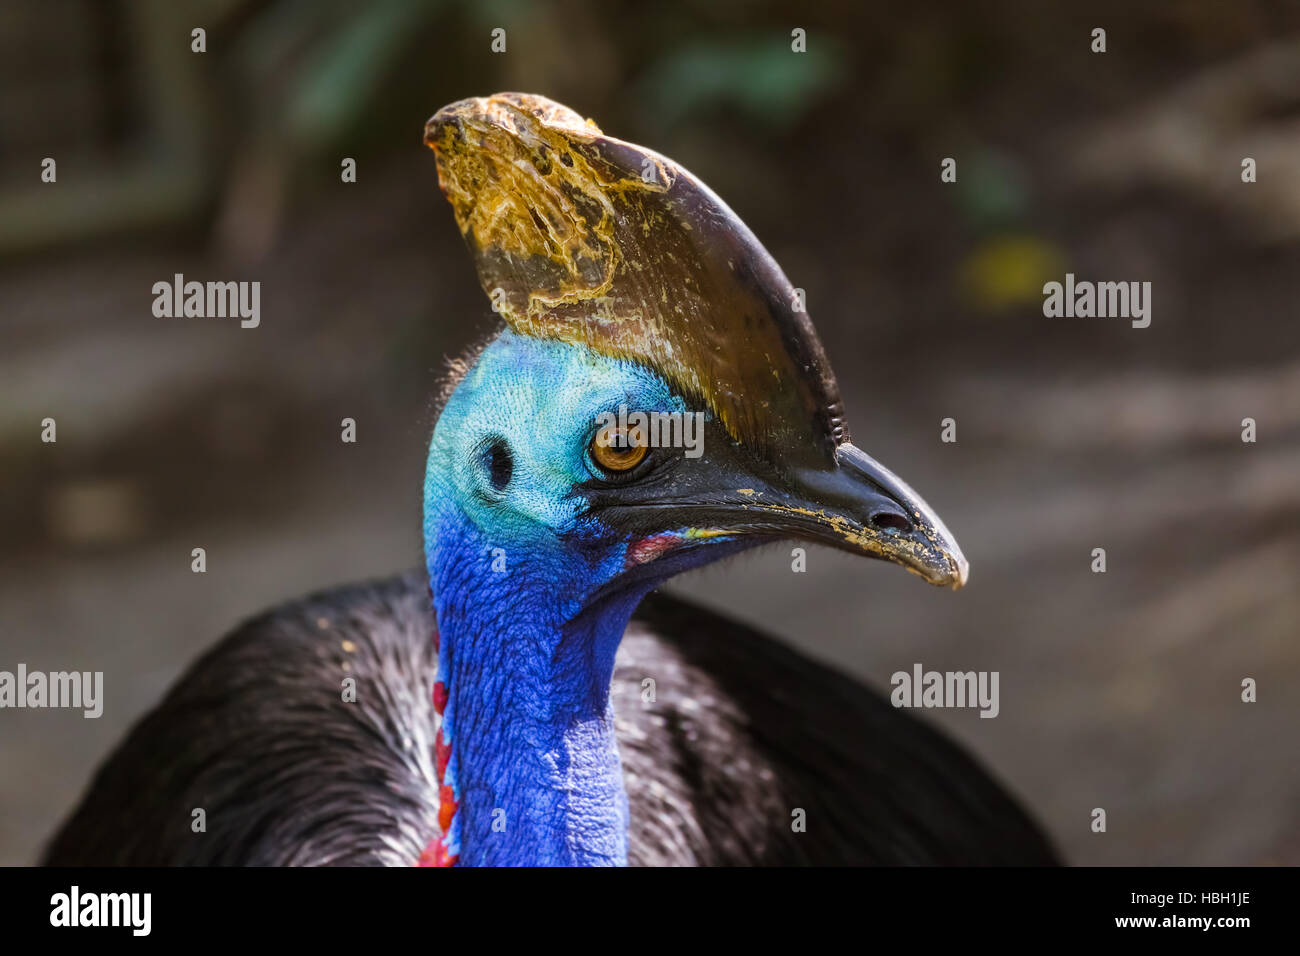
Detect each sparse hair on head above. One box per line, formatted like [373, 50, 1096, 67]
[429, 329, 500, 426]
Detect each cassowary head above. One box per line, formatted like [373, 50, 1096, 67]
[423, 93, 967, 605]
[418, 93, 967, 866]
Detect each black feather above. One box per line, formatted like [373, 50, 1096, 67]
[43, 572, 1056, 866]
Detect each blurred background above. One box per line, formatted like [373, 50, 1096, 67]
[2, 0, 1298, 866]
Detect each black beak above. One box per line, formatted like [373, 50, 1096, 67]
[588, 422, 968, 590]
[776, 442, 969, 588]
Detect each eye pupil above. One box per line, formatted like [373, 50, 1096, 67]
[486, 438, 513, 491]
[591, 426, 648, 474]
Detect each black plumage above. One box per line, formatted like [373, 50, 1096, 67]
[45, 571, 1056, 866]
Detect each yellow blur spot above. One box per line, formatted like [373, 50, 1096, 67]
[959, 235, 1064, 312]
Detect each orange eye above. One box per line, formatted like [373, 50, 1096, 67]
[591, 427, 648, 473]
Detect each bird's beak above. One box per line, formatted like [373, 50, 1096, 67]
[771, 442, 969, 589]
[595, 428, 968, 589]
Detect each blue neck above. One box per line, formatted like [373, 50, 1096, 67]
[427, 506, 641, 866]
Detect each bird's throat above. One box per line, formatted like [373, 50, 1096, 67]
[423, 507, 633, 866]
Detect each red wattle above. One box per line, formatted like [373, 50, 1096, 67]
[437, 785, 458, 832]
[435, 727, 450, 779]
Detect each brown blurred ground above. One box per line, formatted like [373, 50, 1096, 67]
[2, 0, 1299, 865]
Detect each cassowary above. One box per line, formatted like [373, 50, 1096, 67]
[44, 93, 1056, 867]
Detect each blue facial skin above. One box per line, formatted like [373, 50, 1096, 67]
[423, 329, 745, 866]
